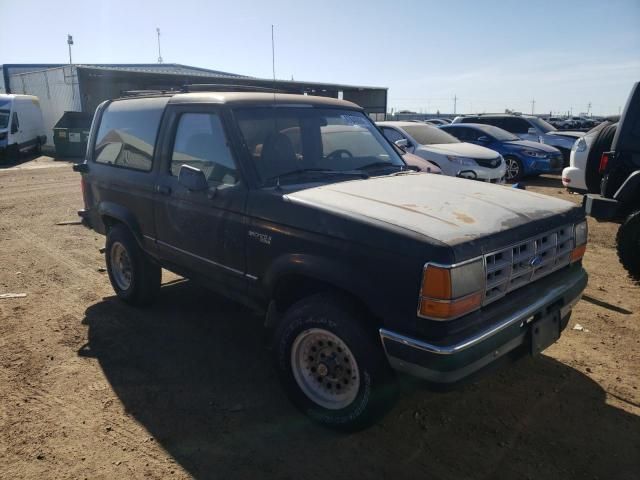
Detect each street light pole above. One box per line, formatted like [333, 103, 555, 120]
[67, 34, 74, 64]
[156, 28, 163, 64]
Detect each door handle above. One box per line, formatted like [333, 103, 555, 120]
[156, 185, 171, 195]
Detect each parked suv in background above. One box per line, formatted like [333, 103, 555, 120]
[75, 89, 588, 431]
[441, 123, 564, 181]
[452, 114, 582, 165]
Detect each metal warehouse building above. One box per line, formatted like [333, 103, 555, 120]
[1, 63, 388, 147]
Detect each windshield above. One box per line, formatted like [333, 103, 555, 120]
[477, 124, 519, 141]
[0, 110, 9, 129]
[527, 116, 556, 133]
[234, 107, 404, 185]
[402, 124, 460, 145]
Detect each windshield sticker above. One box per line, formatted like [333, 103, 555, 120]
[340, 114, 368, 127]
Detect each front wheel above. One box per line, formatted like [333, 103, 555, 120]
[273, 293, 398, 431]
[504, 156, 524, 182]
[617, 211, 640, 281]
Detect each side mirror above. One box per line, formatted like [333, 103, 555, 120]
[11, 123, 18, 134]
[178, 164, 208, 191]
[527, 127, 537, 135]
[394, 138, 409, 151]
[477, 136, 490, 143]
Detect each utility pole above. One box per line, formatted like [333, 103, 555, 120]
[453, 94, 457, 115]
[271, 25, 276, 82]
[531, 98, 536, 115]
[67, 35, 74, 64]
[156, 28, 163, 63]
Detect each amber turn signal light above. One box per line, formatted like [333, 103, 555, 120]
[421, 265, 452, 299]
[419, 292, 483, 320]
[570, 244, 586, 263]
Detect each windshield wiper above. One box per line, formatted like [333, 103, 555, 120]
[358, 161, 406, 172]
[265, 168, 368, 187]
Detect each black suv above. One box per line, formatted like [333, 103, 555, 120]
[584, 82, 640, 280]
[75, 90, 588, 430]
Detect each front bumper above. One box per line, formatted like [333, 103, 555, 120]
[379, 265, 587, 384]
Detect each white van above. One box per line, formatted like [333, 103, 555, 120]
[0, 94, 47, 160]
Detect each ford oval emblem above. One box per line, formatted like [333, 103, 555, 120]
[529, 255, 543, 268]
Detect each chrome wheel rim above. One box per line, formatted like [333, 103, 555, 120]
[110, 242, 133, 291]
[290, 328, 360, 410]
[505, 158, 520, 180]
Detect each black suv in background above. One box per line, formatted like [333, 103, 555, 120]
[75, 90, 588, 430]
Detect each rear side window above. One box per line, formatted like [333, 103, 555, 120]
[94, 97, 168, 171]
[502, 117, 530, 134]
[170, 113, 238, 185]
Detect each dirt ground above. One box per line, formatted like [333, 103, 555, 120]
[1, 156, 638, 480]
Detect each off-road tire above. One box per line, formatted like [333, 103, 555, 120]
[105, 224, 161, 306]
[585, 123, 617, 193]
[617, 210, 640, 281]
[273, 293, 398, 431]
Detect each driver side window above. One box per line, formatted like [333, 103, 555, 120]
[171, 113, 238, 186]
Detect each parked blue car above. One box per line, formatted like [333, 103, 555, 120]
[440, 123, 564, 181]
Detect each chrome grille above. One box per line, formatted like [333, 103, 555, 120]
[483, 226, 574, 305]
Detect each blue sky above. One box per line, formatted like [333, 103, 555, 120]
[2, 0, 639, 115]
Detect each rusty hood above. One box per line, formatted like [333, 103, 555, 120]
[285, 173, 578, 245]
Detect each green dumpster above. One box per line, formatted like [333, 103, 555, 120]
[53, 111, 93, 157]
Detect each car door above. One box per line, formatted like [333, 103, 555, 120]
[10, 110, 22, 147]
[153, 105, 249, 292]
[504, 117, 535, 141]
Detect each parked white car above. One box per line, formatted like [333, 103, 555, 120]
[0, 94, 47, 160]
[377, 121, 506, 182]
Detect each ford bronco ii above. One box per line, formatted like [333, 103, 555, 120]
[74, 90, 588, 431]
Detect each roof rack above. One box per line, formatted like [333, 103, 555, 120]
[181, 83, 286, 93]
[120, 89, 178, 97]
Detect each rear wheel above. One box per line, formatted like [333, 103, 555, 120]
[617, 210, 640, 281]
[105, 224, 161, 305]
[273, 293, 398, 431]
[504, 156, 524, 182]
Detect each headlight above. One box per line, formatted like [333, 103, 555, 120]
[573, 138, 587, 152]
[418, 259, 484, 320]
[571, 220, 588, 262]
[522, 150, 548, 158]
[0, 132, 7, 141]
[446, 155, 477, 166]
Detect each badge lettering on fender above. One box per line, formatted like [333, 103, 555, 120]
[248, 230, 272, 245]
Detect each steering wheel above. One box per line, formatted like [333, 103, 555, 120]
[326, 149, 353, 160]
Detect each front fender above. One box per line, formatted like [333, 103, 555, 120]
[263, 253, 377, 312]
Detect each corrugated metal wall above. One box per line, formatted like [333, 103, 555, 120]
[9, 67, 81, 146]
